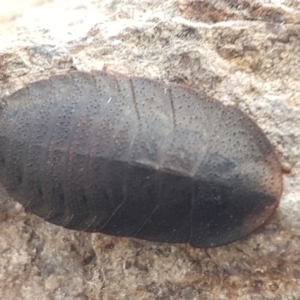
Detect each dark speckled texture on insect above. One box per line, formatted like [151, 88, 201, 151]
[0, 71, 282, 247]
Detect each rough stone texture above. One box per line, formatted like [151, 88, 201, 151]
[0, 0, 299, 299]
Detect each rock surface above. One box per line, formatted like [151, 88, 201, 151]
[0, 0, 299, 299]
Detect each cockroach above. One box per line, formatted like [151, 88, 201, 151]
[0, 71, 282, 247]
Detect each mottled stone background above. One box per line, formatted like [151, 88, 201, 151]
[0, 0, 299, 299]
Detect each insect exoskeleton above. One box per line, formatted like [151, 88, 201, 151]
[0, 71, 282, 247]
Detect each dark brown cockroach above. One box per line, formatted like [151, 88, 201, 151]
[0, 71, 282, 247]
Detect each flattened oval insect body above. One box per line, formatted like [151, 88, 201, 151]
[0, 71, 282, 247]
